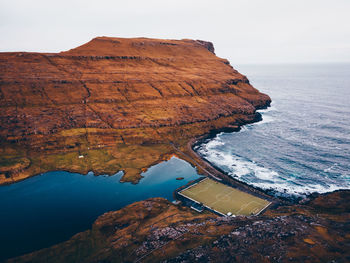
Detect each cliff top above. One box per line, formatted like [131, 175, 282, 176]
[61, 36, 216, 57]
[0, 36, 270, 185]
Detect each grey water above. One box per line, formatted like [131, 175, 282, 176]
[196, 63, 350, 198]
[0, 157, 201, 261]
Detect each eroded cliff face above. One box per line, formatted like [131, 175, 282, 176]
[9, 191, 350, 263]
[0, 37, 270, 184]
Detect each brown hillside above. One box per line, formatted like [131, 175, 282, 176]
[9, 192, 350, 263]
[0, 37, 270, 184]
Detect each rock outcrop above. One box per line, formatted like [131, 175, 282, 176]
[3, 37, 349, 263]
[0, 37, 270, 184]
[9, 191, 350, 263]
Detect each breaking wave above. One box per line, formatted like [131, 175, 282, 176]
[198, 139, 345, 197]
[196, 64, 350, 198]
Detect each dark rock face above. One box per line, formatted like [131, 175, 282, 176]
[9, 191, 350, 263]
[166, 191, 350, 263]
[0, 37, 271, 184]
[167, 216, 347, 262]
[196, 40, 215, 54]
[0, 37, 269, 140]
[2, 37, 348, 263]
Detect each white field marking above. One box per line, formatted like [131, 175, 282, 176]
[181, 178, 212, 196]
[179, 191, 226, 216]
[192, 185, 211, 195]
[179, 179, 229, 216]
[227, 189, 268, 209]
[198, 182, 220, 204]
[210, 190, 234, 207]
[236, 201, 261, 214]
[186, 186, 208, 196]
[190, 206, 203, 213]
[178, 192, 201, 205]
[236, 200, 271, 215]
[200, 203, 226, 216]
[180, 178, 271, 216]
[186, 190, 195, 195]
[178, 178, 208, 195]
[216, 193, 231, 202]
[255, 202, 272, 216]
[184, 187, 200, 195]
[179, 179, 213, 203]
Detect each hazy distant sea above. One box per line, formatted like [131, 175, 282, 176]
[196, 64, 350, 197]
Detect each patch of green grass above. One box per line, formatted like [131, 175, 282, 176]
[180, 178, 270, 216]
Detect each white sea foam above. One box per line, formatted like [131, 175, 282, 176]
[253, 104, 277, 125]
[257, 104, 277, 113]
[205, 137, 225, 148]
[197, 99, 350, 197]
[323, 163, 338, 172]
[254, 114, 274, 125]
[198, 146, 350, 197]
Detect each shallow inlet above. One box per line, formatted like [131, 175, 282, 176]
[0, 157, 201, 261]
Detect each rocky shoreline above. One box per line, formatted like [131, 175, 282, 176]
[8, 191, 349, 263]
[187, 113, 302, 204]
[0, 37, 271, 186]
[1, 37, 349, 262]
[7, 97, 350, 262]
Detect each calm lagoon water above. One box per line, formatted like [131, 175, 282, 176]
[2, 63, 349, 261]
[0, 157, 201, 261]
[197, 64, 350, 198]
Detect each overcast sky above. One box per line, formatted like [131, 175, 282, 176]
[1, 0, 349, 64]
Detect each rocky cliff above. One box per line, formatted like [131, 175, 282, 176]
[0, 37, 270, 184]
[2, 38, 349, 263]
[9, 191, 350, 263]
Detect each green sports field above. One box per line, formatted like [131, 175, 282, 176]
[179, 178, 270, 216]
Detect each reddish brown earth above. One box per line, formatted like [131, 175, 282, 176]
[2, 37, 349, 263]
[0, 37, 270, 184]
[8, 191, 350, 263]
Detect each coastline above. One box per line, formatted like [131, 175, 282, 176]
[1, 97, 296, 214]
[0, 101, 280, 204]
[177, 111, 285, 207]
[7, 105, 350, 262]
[2, 37, 350, 262]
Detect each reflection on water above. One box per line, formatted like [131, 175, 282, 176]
[0, 157, 201, 261]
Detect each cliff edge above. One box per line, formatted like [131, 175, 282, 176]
[9, 191, 350, 263]
[0, 37, 270, 184]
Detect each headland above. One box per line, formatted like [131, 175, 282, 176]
[1, 37, 349, 263]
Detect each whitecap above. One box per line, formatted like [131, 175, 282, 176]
[257, 104, 277, 113]
[323, 163, 338, 172]
[253, 115, 274, 125]
[199, 149, 350, 197]
[206, 138, 225, 148]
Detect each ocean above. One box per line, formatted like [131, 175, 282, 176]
[196, 64, 350, 198]
[1, 63, 349, 260]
